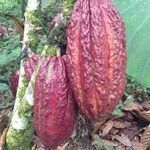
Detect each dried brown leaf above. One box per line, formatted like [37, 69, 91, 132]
[113, 121, 131, 129]
[34, 147, 45, 150]
[113, 133, 132, 147]
[31, 144, 37, 150]
[35, 27, 42, 32]
[123, 126, 141, 140]
[0, 108, 11, 119]
[111, 128, 119, 135]
[57, 142, 69, 150]
[91, 119, 107, 136]
[103, 139, 118, 147]
[123, 102, 143, 112]
[33, 136, 45, 149]
[142, 101, 150, 110]
[132, 141, 144, 150]
[102, 120, 114, 136]
[0, 128, 8, 150]
[0, 116, 9, 136]
[92, 134, 100, 146]
[140, 126, 150, 150]
[117, 144, 126, 150]
[137, 110, 150, 122]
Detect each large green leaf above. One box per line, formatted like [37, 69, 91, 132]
[113, 0, 150, 88]
[41, 0, 48, 8]
[0, 48, 20, 66]
[0, 83, 9, 92]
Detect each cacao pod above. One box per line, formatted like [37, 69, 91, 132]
[67, 0, 127, 120]
[10, 54, 40, 97]
[10, 70, 20, 97]
[0, 26, 6, 37]
[34, 56, 77, 149]
[24, 54, 40, 81]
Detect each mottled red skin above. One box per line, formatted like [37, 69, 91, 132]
[10, 54, 40, 97]
[67, 0, 127, 121]
[34, 56, 77, 149]
[24, 54, 41, 81]
[10, 70, 20, 97]
[0, 26, 6, 37]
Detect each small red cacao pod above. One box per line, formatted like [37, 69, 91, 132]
[10, 70, 20, 97]
[24, 54, 41, 81]
[34, 56, 77, 149]
[0, 26, 6, 37]
[9, 54, 40, 97]
[66, 0, 127, 121]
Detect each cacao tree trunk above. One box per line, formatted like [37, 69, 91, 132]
[5, 0, 40, 149]
[21, 0, 27, 18]
[5, 1, 76, 149]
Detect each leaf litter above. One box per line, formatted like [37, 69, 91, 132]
[0, 79, 150, 150]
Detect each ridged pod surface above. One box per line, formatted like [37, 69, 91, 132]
[34, 56, 77, 148]
[10, 70, 20, 97]
[67, 0, 127, 120]
[24, 54, 41, 81]
[9, 54, 40, 97]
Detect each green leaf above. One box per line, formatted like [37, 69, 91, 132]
[41, 0, 48, 8]
[123, 95, 134, 106]
[103, 146, 115, 150]
[0, 83, 9, 92]
[96, 138, 115, 150]
[113, 0, 150, 88]
[112, 107, 124, 117]
[0, 48, 20, 65]
[0, 75, 5, 80]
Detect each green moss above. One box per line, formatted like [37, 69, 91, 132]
[5, 98, 34, 150]
[42, 44, 57, 56]
[31, 80, 35, 87]
[63, 0, 75, 21]
[28, 30, 39, 51]
[25, 10, 42, 51]
[25, 10, 40, 24]
[5, 73, 34, 150]
[5, 124, 34, 150]
[5, 75, 35, 150]
[18, 99, 32, 119]
[18, 75, 28, 98]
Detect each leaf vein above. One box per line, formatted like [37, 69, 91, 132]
[121, 0, 145, 14]
[127, 15, 150, 45]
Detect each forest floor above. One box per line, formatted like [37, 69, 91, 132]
[0, 76, 150, 150]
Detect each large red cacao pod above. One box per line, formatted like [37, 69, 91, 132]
[34, 56, 77, 149]
[67, 0, 127, 120]
[10, 54, 40, 97]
